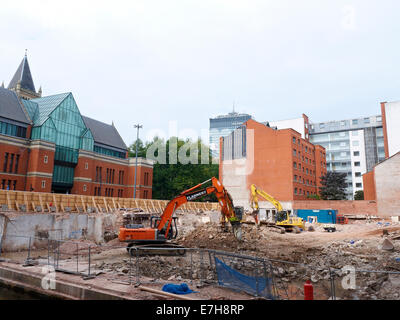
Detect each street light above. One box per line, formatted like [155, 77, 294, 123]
[133, 124, 143, 199]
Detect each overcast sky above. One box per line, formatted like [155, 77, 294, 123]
[1, 0, 399, 146]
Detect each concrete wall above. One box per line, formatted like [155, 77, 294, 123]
[383, 101, 400, 157]
[0, 213, 117, 251]
[269, 117, 306, 139]
[221, 158, 249, 208]
[375, 153, 400, 216]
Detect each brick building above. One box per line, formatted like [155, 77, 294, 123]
[0, 54, 153, 198]
[219, 119, 326, 208]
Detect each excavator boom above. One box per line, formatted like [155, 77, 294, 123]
[250, 184, 305, 231]
[119, 177, 242, 245]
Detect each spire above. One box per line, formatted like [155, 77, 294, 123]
[8, 52, 36, 93]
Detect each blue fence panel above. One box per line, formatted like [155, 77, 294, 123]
[214, 257, 275, 299]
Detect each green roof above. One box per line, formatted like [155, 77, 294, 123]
[28, 92, 71, 126]
[22, 99, 38, 121]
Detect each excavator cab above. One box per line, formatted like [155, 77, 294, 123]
[151, 216, 179, 240]
[275, 211, 289, 223]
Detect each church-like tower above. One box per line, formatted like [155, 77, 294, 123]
[8, 52, 42, 100]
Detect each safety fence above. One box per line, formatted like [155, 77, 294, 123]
[1, 236, 400, 300]
[0, 190, 220, 214]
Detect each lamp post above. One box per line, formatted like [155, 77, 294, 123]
[133, 124, 143, 199]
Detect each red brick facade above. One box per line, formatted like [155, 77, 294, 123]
[244, 119, 327, 201]
[0, 136, 153, 199]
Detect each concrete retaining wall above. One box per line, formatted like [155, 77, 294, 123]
[0, 214, 117, 251]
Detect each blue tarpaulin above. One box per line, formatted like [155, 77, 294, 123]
[162, 283, 197, 295]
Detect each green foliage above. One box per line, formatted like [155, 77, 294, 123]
[319, 171, 348, 200]
[128, 139, 147, 158]
[354, 190, 364, 200]
[134, 137, 219, 201]
[307, 194, 321, 200]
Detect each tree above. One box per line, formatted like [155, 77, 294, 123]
[128, 139, 147, 158]
[319, 171, 348, 200]
[354, 190, 364, 200]
[134, 136, 219, 201]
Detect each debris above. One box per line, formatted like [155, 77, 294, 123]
[381, 239, 394, 251]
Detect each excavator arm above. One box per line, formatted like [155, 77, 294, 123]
[119, 177, 243, 244]
[250, 184, 283, 212]
[157, 177, 241, 240]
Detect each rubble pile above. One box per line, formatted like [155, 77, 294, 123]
[178, 222, 400, 300]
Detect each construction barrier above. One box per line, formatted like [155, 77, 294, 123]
[0, 190, 221, 214]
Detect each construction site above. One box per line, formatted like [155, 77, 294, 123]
[0, 179, 399, 301]
[2, 11, 400, 303]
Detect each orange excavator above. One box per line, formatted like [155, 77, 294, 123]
[118, 177, 243, 254]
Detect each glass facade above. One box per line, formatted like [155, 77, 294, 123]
[0, 121, 27, 138]
[31, 94, 94, 151]
[29, 94, 95, 192]
[52, 165, 75, 187]
[94, 145, 126, 159]
[209, 112, 252, 157]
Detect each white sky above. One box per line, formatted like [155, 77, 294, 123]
[1, 0, 399, 145]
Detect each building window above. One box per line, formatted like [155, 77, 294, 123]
[293, 137, 296, 144]
[340, 121, 345, 126]
[355, 172, 361, 177]
[15, 155, 19, 174]
[144, 190, 149, 199]
[85, 162, 88, 170]
[354, 151, 360, 156]
[294, 188, 298, 195]
[352, 141, 359, 147]
[293, 149, 297, 156]
[352, 131, 358, 136]
[293, 162, 297, 169]
[9, 154, 14, 173]
[376, 116, 382, 122]
[44, 155, 48, 164]
[83, 185, 87, 192]
[319, 123, 325, 129]
[352, 119, 358, 125]
[354, 162, 361, 167]
[3, 153, 9, 172]
[364, 118, 370, 124]
[41, 180, 46, 189]
[356, 183, 362, 188]
[294, 175, 297, 182]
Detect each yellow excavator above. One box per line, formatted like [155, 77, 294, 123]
[250, 184, 305, 232]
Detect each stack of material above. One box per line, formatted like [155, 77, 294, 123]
[122, 212, 151, 227]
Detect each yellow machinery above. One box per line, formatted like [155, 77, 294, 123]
[250, 184, 305, 232]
